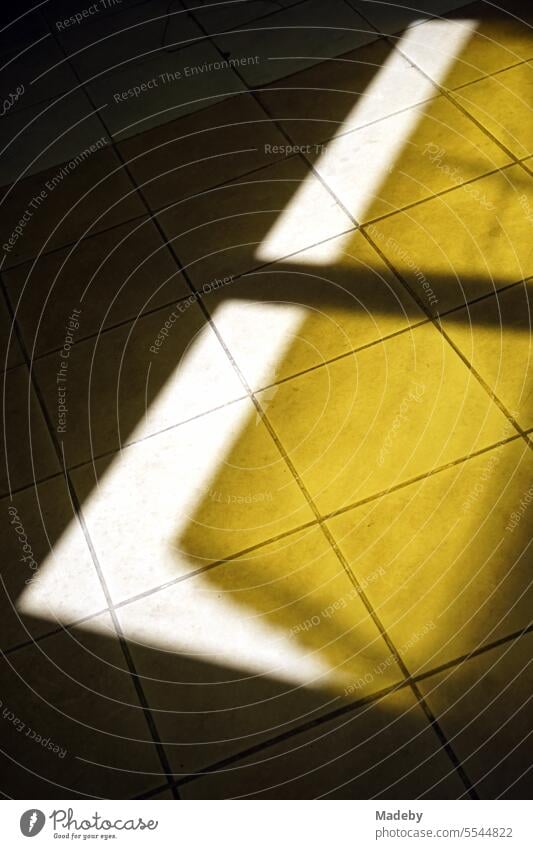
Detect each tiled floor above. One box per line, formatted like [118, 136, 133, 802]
[0, 0, 531, 801]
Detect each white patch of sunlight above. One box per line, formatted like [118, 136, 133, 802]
[255, 19, 478, 266]
[17, 19, 477, 689]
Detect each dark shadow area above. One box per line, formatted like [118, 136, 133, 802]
[0, 0, 532, 800]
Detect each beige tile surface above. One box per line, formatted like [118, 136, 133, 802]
[0, 147, 145, 268]
[35, 299, 244, 466]
[256, 38, 438, 147]
[397, 1, 533, 90]
[118, 527, 403, 773]
[119, 93, 289, 210]
[86, 39, 246, 140]
[419, 633, 533, 798]
[1, 475, 106, 652]
[214, 0, 377, 86]
[442, 283, 533, 430]
[311, 94, 510, 223]
[367, 165, 533, 314]
[0, 89, 108, 185]
[349, 0, 474, 38]
[204, 230, 423, 388]
[328, 440, 533, 674]
[157, 155, 353, 288]
[69, 398, 314, 602]
[452, 63, 533, 160]
[261, 321, 510, 515]
[180, 687, 466, 798]
[0, 612, 162, 798]
[4, 216, 187, 357]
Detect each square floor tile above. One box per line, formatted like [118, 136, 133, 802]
[442, 283, 533, 430]
[256, 38, 439, 148]
[328, 439, 533, 674]
[4, 216, 187, 357]
[214, 0, 378, 86]
[157, 156, 353, 288]
[119, 93, 289, 210]
[1, 475, 106, 652]
[0, 90, 108, 185]
[86, 39, 246, 140]
[69, 399, 315, 602]
[260, 321, 510, 514]
[366, 164, 533, 314]
[0, 364, 59, 496]
[203, 229, 423, 388]
[453, 63, 533, 159]
[418, 634, 533, 798]
[310, 94, 509, 224]
[180, 687, 466, 797]
[34, 299, 245, 466]
[117, 526, 403, 774]
[397, 1, 533, 90]
[0, 612, 163, 798]
[0, 147, 145, 268]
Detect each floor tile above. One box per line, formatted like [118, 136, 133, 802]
[0, 89, 108, 186]
[0, 612, 163, 798]
[366, 164, 533, 314]
[256, 38, 439, 148]
[180, 687, 466, 798]
[157, 156, 353, 288]
[181, 0, 303, 34]
[1, 475, 106, 652]
[397, 1, 533, 90]
[418, 633, 533, 798]
[260, 321, 510, 515]
[57, 0, 203, 80]
[86, 38, 246, 140]
[442, 283, 533, 430]
[348, 0, 476, 38]
[310, 94, 509, 224]
[67, 398, 315, 602]
[0, 147, 145, 268]
[213, 0, 378, 87]
[0, 364, 59, 496]
[119, 93, 289, 210]
[35, 298, 244, 466]
[452, 63, 533, 159]
[117, 526, 403, 774]
[203, 230, 423, 388]
[0, 292, 23, 369]
[328, 439, 533, 674]
[4, 216, 187, 357]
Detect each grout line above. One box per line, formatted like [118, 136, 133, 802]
[162, 624, 533, 793]
[33, 21, 187, 801]
[0, 269, 177, 794]
[5, 3, 529, 798]
[178, 2, 482, 798]
[4, 424, 523, 664]
[269, 42, 532, 457]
